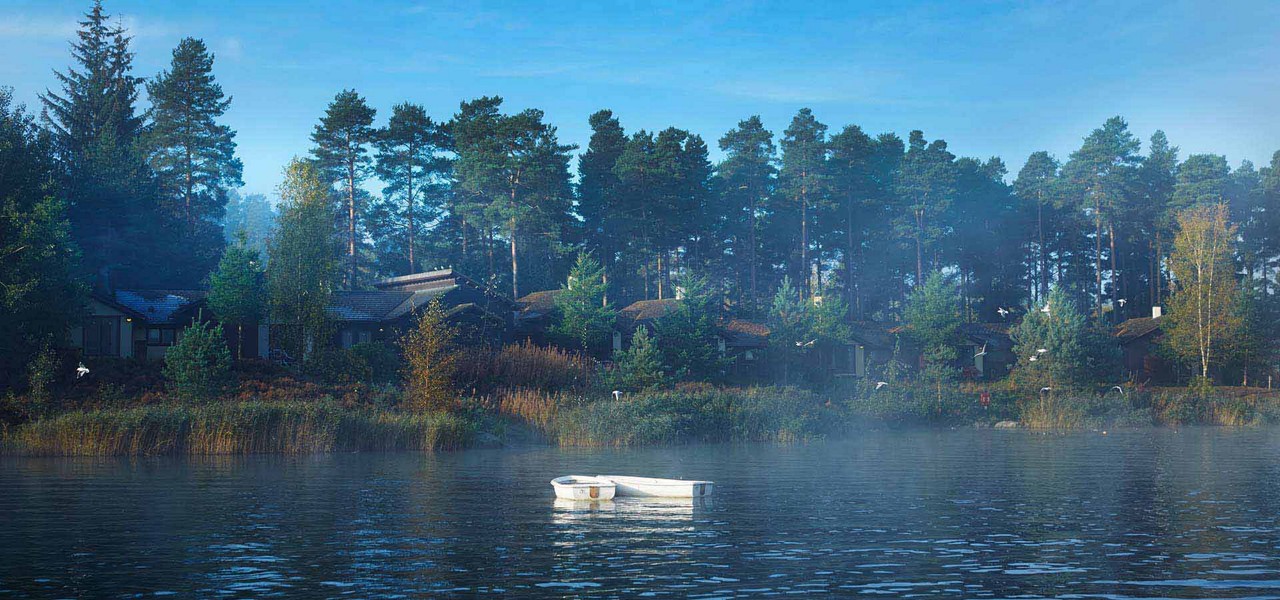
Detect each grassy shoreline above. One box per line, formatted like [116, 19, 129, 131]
[5, 383, 1279, 456]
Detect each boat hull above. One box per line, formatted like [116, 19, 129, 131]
[551, 476, 616, 500]
[598, 476, 714, 498]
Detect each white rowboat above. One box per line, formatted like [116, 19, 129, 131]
[597, 475, 713, 498]
[550, 476, 616, 501]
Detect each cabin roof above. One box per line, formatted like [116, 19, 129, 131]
[1114, 316, 1163, 342]
[849, 321, 898, 349]
[107, 289, 206, 325]
[327, 291, 415, 322]
[516, 289, 561, 319]
[618, 298, 679, 327]
[721, 318, 770, 348]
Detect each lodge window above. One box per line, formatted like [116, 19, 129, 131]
[147, 328, 176, 346]
[83, 317, 121, 357]
[358, 331, 371, 345]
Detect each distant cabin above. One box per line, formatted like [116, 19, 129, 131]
[70, 290, 268, 361]
[1115, 307, 1168, 383]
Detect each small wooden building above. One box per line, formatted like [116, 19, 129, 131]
[1114, 311, 1168, 383]
[69, 289, 269, 361]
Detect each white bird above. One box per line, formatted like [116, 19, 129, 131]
[1028, 355, 1038, 362]
[795, 339, 816, 348]
[1037, 348, 1048, 354]
[612, 390, 622, 400]
[1041, 387, 1053, 393]
[1041, 304, 1051, 314]
[997, 307, 1010, 318]
[1117, 298, 1127, 307]
[1111, 385, 1127, 398]
[76, 362, 89, 379]
[875, 381, 889, 390]
[974, 343, 988, 358]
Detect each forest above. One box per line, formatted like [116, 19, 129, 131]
[3, 2, 1280, 450]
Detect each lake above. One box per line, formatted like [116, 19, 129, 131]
[3, 428, 1280, 598]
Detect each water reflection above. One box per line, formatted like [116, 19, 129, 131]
[2, 429, 1280, 597]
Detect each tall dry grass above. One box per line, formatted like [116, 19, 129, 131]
[3, 400, 474, 456]
[457, 341, 595, 394]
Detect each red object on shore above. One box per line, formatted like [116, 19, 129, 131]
[979, 392, 991, 407]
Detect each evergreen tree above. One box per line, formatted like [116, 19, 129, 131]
[551, 252, 616, 355]
[207, 238, 265, 359]
[163, 320, 232, 401]
[767, 276, 810, 384]
[145, 37, 242, 279]
[311, 89, 376, 288]
[611, 327, 665, 391]
[1061, 117, 1142, 318]
[41, 1, 162, 287]
[1014, 151, 1060, 301]
[577, 110, 627, 301]
[373, 102, 448, 275]
[0, 89, 87, 393]
[716, 116, 777, 314]
[1011, 287, 1117, 390]
[652, 273, 729, 381]
[902, 271, 962, 377]
[893, 131, 956, 286]
[268, 159, 339, 359]
[777, 108, 829, 295]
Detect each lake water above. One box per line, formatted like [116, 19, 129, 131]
[3, 429, 1280, 598]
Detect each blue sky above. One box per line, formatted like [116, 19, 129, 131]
[3, 0, 1278, 199]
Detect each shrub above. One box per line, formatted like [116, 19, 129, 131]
[163, 321, 233, 401]
[349, 342, 402, 384]
[301, 347, 371, 385]
[25, 340, 59, 415]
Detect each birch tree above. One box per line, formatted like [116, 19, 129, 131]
[1165, 204, 1241, 382]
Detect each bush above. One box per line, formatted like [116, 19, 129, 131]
[349, 342, 402, 384]
[163, 321, 233, 401]
[25, 340, 59, 415]
[302, 347, 373, 385]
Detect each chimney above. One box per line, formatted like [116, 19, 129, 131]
[1151, 306, 1162, 319]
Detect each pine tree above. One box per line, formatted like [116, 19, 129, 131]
[373, 102, 448, 275]
[893, 131, 956, 287]
[145, 37, 242, 279]
[578, 110, 627, 300]
[716, 116, 777, 315]
[311, 89, 376, 288]
[778, 108, 829, 296]
[1014, 151, 1060, 301]
[268, 159, 339, 359]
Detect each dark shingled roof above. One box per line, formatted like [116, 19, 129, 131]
[720, 319, 769, 348]
[327, 291, 414, 322]
[961, 322, 1013, 349]
[110, 290, 206, 325]
[516, 289, 561, 319]
[1115, 316, 1163, 342]
[618, 298, 679, 327]
[849, 321, 898, 349]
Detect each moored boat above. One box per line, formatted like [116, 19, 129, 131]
[597, 475, 713, 498]
[550, 475, 616, 500]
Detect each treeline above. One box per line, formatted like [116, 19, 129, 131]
[5, 2, 1280, 396]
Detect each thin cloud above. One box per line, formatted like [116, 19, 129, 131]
[0, 16, 78, 39]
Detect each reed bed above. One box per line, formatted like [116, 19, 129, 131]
[457, 341, 595, 394]
[3, 400, 474, 456]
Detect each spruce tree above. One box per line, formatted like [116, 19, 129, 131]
[145, 37, 242, 280]
[311, 89, 376, 288]
[41, 0, 161, 287]
[551, 252, 616, 355]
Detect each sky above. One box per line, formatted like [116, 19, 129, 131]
[2, 0, 1278, 200]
